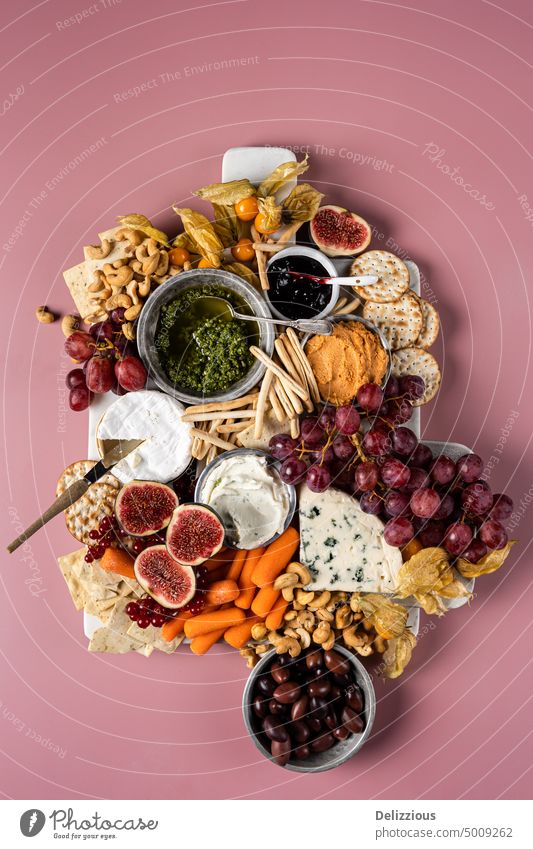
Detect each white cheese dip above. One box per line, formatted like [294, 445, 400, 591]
[201, 454, 290, 549]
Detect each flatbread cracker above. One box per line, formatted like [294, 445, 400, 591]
[350, 251, 410, 302]
[415, 297, 440, 349]
[126, 622, 184, 654]
[363, 292, 423, 350]
[88, 598, 143, 653]
[57, 548, 121, 610]
[238, 409, 291, 451]
[392, 347, 441, 405]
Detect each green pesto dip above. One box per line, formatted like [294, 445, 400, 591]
[155, 285, 257, 395]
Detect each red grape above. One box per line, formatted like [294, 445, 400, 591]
[65, 330, 94, 361]
[110, 307, 126, 325]
[462, 539, 488, 564]
[86, 357, 115, 393]
[399, 374, 425, 400]
[456, 453, 483, 483]
[363, 428, 391, 456]
[401, 467, 430, 493]
[309, 446, 335, 465]
[479, 519, 507, 550]
[392, 426, 418, 456]
[434, 493, 455, 520]
[335, 405, 361, 435]
[89, 320, 115, 341]
[384, 375, 400, 398]
[490, 493, 513, 522]
[359, 491, 383, 515]
[355, 461, 379, 491]
[111, 379, 128, 396]
[280, 457, 307, 484]
[386, 397, 413, 424]
[300, 416, 325, 446]
[380, 458, 411, 488]
[66, 368, 86, 390]
[306, 464, 332, 493]
[115, 356, 147, 392]
[356, 383, 384, 412]
[384, 490, 410, 518]
[410, 443, 433, 469]
[418, 520, 446, 547]
[69, 386, 91, 411]
[269, 433, 298, 461]
[410, 488, 441, 518]
[443, 522, 473, 556]
[430, 455, 457, 485]
[461, 481, 493, 516]
[332, 434, 355, 461]
[384, 517, 414, 546]
[317, 405, 336, 431]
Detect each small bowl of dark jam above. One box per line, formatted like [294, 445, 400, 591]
[265, 247, 339, 321]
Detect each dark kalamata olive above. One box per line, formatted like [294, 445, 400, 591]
[330, 685, 342, 702]
[308, 716, 323, 733]
[269, 699, 288, 716]
[271, 737, 291, 767]
[271, 660, 290, 684]
[333, 672, 352, 687]
[341, 706, 365, 734]
[263, 714, 289, 743]
[291, 719, 311, 744]
[294, 743, 311, 760]
[324, 649, 351, 676]
[276, 652, 291, 667]
[346, 685, 364, 713]
[257, 676, 276, 697]
[333, 725, 350, 741]
[310, 732, 336, 753]
[305, 649, 324, 670]
[291, 694, 309, 721]
[323, 712, 338, 730]
[273, 681, 301, 704]
[308, 696, 328, 720]
[308, 678, 331, 699]
[253, 695, 270, 718]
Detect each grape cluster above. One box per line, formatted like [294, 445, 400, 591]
[65, 316, 147, 412]
[270, 376, 513, 564]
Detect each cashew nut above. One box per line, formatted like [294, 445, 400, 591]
[308, 590, 331, 610]
[283, 627, 299, 640]
[274, 572, 298, 591]
[274, 637, 301, 657]
[125, 280, 140, 305]
[61, 314, 80, 337]
[85, 309, 108, 324]
[350, 595, 362, 613]
[106, 293, 132, 310]
[85, 239, 112, 260]
[122, 322, 135, 340]
[239, 647, 258, 669]
[35, 305, 55, 324]
[124, 303, 142, 322]
[312, 622, 331, 645]
[342, 625, 366, 649]
[321, 630, 336, 651]
[138, 276, 151, 298]
[142, 252, 160, 276]
[115, 228, 144, 245]
[135, 243, 149, 262]
[251, 622, 267, 641]
[183, 260, 192, 271]
[106, 266, 134, 288]
[296, 610, 315, 632]
[146, 238, 159, 255]
[295, 627, 311, 649]
[354, 643, 374, 657]
[283, 609, 298, 623]
[335, 604, 353, 630]
[255, 643, 270, 655]
[155, 250, 169, 276]
[281, 586, 296, 602]
[129, 260, 143, 273]
[316, 607, 334, 623]
[295, 589, 315, 606]
[88, 277, 106, 293]
[286, 562, 311, 585]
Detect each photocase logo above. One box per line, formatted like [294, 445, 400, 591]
[20, 809, 46, 836]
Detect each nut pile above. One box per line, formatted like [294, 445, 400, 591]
[240, 561, 387, 668]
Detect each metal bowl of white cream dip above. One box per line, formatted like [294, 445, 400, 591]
[194, 448, 297, 549]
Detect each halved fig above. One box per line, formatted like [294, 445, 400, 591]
[166, 503, 224, 566]
[310, 205, 371, 257]
[134, 545, 195, 609]
[115, 481, 178, 537]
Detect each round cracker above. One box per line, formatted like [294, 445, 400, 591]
[64, 481, 118, 544]
[56, 460, 120, 497]
[415, 297, 440, 349]
[350, 250, 410, 302]
[391, 347, 441, 405]
[363, 292, 423, 350]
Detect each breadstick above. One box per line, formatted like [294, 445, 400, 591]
[340, 295, 361, 314]
[285, 328, 321, 405]
[273, 358, 303, 415]
[275, 337, 313, 413]
[268, 385, 285, 422]
[249, 346, 308, 401]
[190, 428, 235, 452]
[182, 410, 256, 422]
[333, 296, 348, 315]
[254, 369, 274, 438]
[255, 248, 269, 290]
[252, 242, 285, 253]
[277, 221, 304, 244]
[274, 377, 297, 419]
[290, 418, 300, 438]
[185, 394, 259, 415]
[217, 421, 251, 434]
[205, 444, 217, 463]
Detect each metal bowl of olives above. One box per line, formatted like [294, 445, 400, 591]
[242, 645, 376, 772]
[137, 268, 275, 406]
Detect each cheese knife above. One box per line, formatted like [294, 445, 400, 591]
[7, 439, 144, 553]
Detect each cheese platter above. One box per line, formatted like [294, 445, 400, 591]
[14, 145, 517, 772]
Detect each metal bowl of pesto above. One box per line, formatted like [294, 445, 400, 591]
[194, 448, 297, 550]
[136, 268, 275, 405]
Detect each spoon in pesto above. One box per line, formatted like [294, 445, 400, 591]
[209, 298, 334, 336]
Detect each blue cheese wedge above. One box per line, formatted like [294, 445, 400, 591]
[299, 485, 402, 593]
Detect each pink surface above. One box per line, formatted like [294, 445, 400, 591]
[1, 0, 532, 801]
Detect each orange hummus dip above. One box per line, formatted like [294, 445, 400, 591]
[305, 321, 388, 405]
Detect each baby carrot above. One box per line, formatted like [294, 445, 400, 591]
[265, 598, 288, 632]
[190, 627, 226, 655]
[223, 615, 261, 649]
[161, 609, 193, 642]
[204, 548, 235, 572]
[251, 527, 300, 588]
[100, 547, 136, 580]
[184, 607, 245, 639]
[225, 548, 247, 582]
[251, 586, 281, 619]
[205, 579, 240, 606]
[235, 547, 265, 610]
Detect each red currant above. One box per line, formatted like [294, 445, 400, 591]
[84, 552, 94, 563]
[88, 529, 100, 540]
[125, 601, 140, 621]
[99, 516, 111, 532]
[136, 616, 151, 629]
[151, 614, 165, 628]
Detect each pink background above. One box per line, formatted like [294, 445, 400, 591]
[1, 0, 532, 801]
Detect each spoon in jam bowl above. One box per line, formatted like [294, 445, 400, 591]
[209, 298, 334, 335]
[287, 271, 379, 286]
